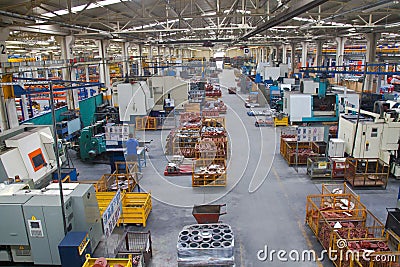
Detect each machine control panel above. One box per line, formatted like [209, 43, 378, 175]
[27, 219, 44, 238]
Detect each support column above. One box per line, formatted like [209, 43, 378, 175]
[263, 47, 267, 62]
[290, 43, 296, 72]
[275, 45, 281, 63]
[365, 33, 380, 92]
[157, 46, 161, 75]
[20, 95, 29, 121]
[163, 46, 167, 60]
[335, 37, 347, 83]
[59, 35, 79, 110]
[138, 44, 143, 76]
[149, 45, 153, 60]
[301, 42, 308, 68]
[268, 47, 274, 63]
[122, 42, 130, 76]
[96, 39, 111, 103]
[315, 40, 323, 67]
[85, 65, 90, 82]
[0, 27, 18, 130]
[282, 45, 288, 64]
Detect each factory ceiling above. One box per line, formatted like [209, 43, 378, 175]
[0, 0, 399, 52]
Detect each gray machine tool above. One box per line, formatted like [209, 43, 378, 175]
[68, 184, 103, 250]
[0, 195, 32, 262]
[22, 195, 74, 265]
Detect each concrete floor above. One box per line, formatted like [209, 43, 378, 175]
[73, 69, 400, 267]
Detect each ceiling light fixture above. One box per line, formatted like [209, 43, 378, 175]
[42, 0, 128, 17]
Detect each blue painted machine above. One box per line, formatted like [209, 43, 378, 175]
[284, 79, 339, 123]
[58, 232, 91, 267]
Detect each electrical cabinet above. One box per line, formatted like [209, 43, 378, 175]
[328, 138, 345, 158]
[58, 232, 91, 267]
[22, 195, 74, 265]
[69, 184, 103, 250]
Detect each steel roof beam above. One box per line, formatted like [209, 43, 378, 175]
[238, 0, 329, 41]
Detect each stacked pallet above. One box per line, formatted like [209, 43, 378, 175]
[192, 117, 228, 187]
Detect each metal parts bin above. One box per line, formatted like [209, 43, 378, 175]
[115, 231, 152, 266]
[192, 204, 227, 224]
[118, 193, 152, 227]
[307, 157, 332, 178]
[344, 158, 390, 188]
[82, 254, 132, 267]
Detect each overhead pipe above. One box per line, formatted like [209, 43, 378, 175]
[298, 0, 395, 30]
[157, 39, 233, 45]
[117, 26, 256, 34]
[238, 0, 328, 41]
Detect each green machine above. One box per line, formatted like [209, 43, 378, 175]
[79, 120, 107, 160]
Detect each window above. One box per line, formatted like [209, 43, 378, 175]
[28, 148, 46, 172]
[371, 128, 378, 138]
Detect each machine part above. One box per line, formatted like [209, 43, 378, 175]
[190, 230, 199, 236]
[200, 230, 212, 238]
[202, 237, 211, 243]
[10, 245, 32, 263]
[211, 241, 221, 248]
[212, 229, 221, 235]
[222, 241, 232, 248]
[190, 235, 203, 243]
[181, 230, 189, 236]
[79, 120, 107, 161]
[223, 234, 233, 241]
[189, 243, 199, 248]
[0, 248, 11, 262]
[223, 229, 232, 234]
[212, 235, 222, 242]
[178, 242, 189, 248]
[200, 243, 210, 248]
[180, 235, 190, 242]
[93, 257, 107, 267]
